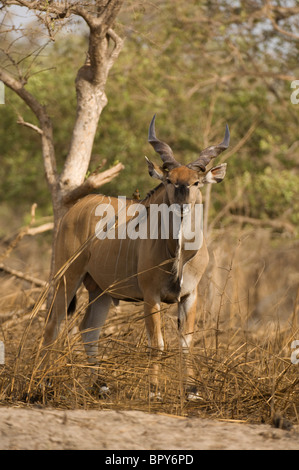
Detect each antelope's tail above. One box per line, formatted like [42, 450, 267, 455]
[67, 295, 77, 316]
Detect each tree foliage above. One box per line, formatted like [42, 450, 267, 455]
[0, 0, 298, 234]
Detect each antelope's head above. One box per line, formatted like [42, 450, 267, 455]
[146, 115, 229, 210]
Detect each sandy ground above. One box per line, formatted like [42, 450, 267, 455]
[0, 407, 298, 450]
[0, 236, 298, 452]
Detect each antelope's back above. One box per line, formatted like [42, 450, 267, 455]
[54, 194, 142, 267]
[54, 194, 116, 266]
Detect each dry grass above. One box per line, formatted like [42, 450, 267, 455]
[0, 227, 298, 427]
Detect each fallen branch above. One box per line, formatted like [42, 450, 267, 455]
[0, 262, 46, 287]
[0, 203, 41, 261]
[0, 309, 39, 329]
[229, 215, 296, 234]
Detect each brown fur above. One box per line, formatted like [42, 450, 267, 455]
[43, 161, 227, 394]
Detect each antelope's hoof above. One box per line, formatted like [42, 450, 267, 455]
[149, 384, 163, 402]
[98, 384, 110, 399]
[149, 390, 163, 402]
[91, 381, 110, 399]
[186, 386, 203, 402]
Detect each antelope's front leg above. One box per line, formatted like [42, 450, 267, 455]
[144, 299, 164, 397]
[178, 289, 199, 399]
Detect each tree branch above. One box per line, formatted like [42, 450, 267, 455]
[270, 4, 299, 22]
[0, 67, 58, 192]
[0, 262, 46, 287]
[17, 115, 43, 135]
[62, 162, 125, 206]
[107, 27, 124, 72]
[229, 215, 296, 234]
[266, 0, 299, 40]
[0, 68, 42, 117]
[27, 223, 54, 236]
[219, 120, 258, 164]
[269, 17, 299, 40]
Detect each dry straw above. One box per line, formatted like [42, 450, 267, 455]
[0, 221, 298, 426]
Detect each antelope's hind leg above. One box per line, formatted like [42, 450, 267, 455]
[79, 283, 112, 396]
[41, 269, 84, 395]
[43, 272, 83, 350]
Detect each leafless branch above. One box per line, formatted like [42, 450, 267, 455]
[27, 223, 54, 236]
[229, 215, 296, 234]
[219, 121, 258, 164]
[0, 262, 46, 287]
[17, 115, 43, 135]
[0, 67, 58, 192]
[106, 27, 124, 71]
[62, 162, 125, 206]
[269, 17, 299, 40]
[266, 0, 299, 40]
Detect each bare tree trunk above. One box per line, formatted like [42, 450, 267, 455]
[60, 23, 124, 198]
[0, 1, 125, 280]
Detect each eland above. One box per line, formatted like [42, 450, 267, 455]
[43, 115, 230, 398]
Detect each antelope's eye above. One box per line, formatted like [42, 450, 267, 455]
[194, 181, 200, 187]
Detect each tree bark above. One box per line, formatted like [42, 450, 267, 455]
[0, 0, 125, 279]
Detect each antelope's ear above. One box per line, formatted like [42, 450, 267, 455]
[145, 156, 164, 180]
[203, 163, 227, 184]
